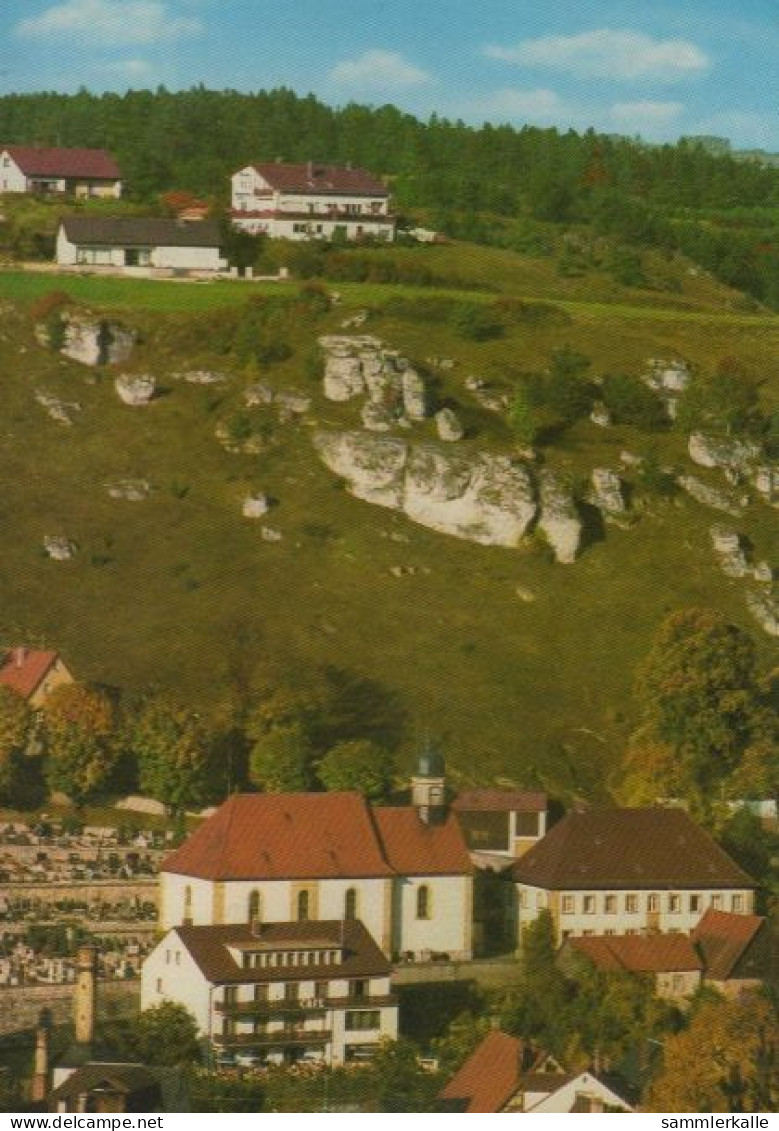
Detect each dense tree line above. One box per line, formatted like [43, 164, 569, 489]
[3, 86, 779, 302]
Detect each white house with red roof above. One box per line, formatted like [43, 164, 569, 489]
[230, 161, 394, 241]
[141, 919, 398, 1067]
[0, 147, 121, 198]
[0, 647, 74, 708]
[159, 756, 474, 964]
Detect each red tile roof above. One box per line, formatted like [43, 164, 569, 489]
[372, 808, 473, 876]
[438, 1031, 545, 1113]
[511, 808, 755, 891]
[565, 933, 703, 974]
[246, 162, 387, 197]
[453, 789, 547, 813]
[0, 649, 59, 699]
[4, 146, 120, 179]
[692, 909, 766, 981]
[175, 919, 391, 984]
[162, 792, 394, 881]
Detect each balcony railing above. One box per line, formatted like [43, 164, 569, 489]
[215, 998, 326, 1016]
[215, 1029, 332, 1048]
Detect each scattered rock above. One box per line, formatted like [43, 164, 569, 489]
[515, 585, 536, 603]
[754, 562, 773, 583]
[426, 357, 456, 370]
[746, 589, 779, 636]
[401, 368, 428, 421]
[435, 407, 464, 442]
[709, 525, 741, 555]
[275, 389, 312, 416]
[465, 375, 486, 392]
[116, 374, 155, 406]
[244, 382, 275, 407]
[678, 475, 746, 516]
[688, 432, 760, 474]
[37, 311, 136, 367]
[389, 565, 416, 577]
[43, 535, 76, 561]
[644, 358, 691, 393]
[215, 421, 265, 454]
[243, 493, 271, 518]
[538, 470, 581, 564]
[590, 402, 611, 428]
[35, 391, 80, 426]
[260, 526, 283, 542]
[341, 310, 369, 330]
[175, 369, 226, 385]
[107, 478, 150, 501]
[361, 402, 395, 432]
[590, 469, 626, 517]
[754, 466, 779, 505]
[620, 451, 644, 468]
[313, 430, 537, 548]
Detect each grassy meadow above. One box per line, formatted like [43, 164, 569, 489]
[3, 239, 779, 799]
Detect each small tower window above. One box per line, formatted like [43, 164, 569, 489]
[416, 885, 431, 920]
[297, 889, 310, 922]
[344, 888, 358, 920]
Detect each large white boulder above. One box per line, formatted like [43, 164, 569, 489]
[116, 374, 155, 406]
[538, 470, 581, 564]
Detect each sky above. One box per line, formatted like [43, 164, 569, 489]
[2, 0, 779, 150]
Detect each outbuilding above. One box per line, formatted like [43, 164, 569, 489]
[56, 216, 226, 275]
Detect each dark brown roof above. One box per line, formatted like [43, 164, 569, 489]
[174, 919, 391, 984]
[371, 807, 473, 875]
[247, 162, 387, 197]
[5, 145, 120, 179]
[511, 808, 755, 891]
[49, 1064, 159, 1103]
[565, 933, 703, 974]
[60, 216, 222, 248]
[0, 648, 59, 699]
[692, 909, 766, 981]
[453, 789, 547, 813]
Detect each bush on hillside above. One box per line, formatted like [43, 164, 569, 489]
[601, 373, 667, 430]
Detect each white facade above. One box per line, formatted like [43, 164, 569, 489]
[141, 928, 398, 1066]
[230, 165, 394, 241]
[517, 882, 755, 946]
[0, 151, 121, 197]
[513, 1072, 633, 1113]
[56, 225, 225, 274]
[161, 870, 472, 961]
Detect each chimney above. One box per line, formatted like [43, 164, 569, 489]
[13, 647, 27, 668]
[75, 945, 98, 1046]
[30, 1008, 52, 1104]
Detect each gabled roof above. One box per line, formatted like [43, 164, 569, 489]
[438, 1031, 541, 1113]
[692, 909, 766, 981]
[162, 792, 394, 880]
[173, 919, 391, 984]
[453, 789, 547, 813]
[371, 807, 473, 875]
[565, 933, 703, 974]
[511, 808, 755, 891]
[4, 146, 120, 179]
[0, 648, 59, 699]
[245, 162, 388, 197]
[60, 216, 222, 249]
[49, 1063, 159, 1102]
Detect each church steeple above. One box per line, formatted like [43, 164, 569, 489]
[410, 739, 447, 824]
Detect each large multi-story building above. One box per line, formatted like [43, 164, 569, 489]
[512, 808, 756, 947]
[141, 919, 397, 1067]
[230, 161, 394, 241]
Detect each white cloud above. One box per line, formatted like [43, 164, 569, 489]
[16, 0, 202, 46]
[610, 100, 683, 126]
[472, 87, 684, 140]
[330, 49, 432, 89]
[484, 29, 709, 82]
[99, 58, 155, 78]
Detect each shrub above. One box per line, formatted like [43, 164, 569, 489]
[601, 373, 667, 430]
[28, 289, 74, 322]
[450, 302, 503, 341]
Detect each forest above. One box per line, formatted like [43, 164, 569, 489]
[3, 85, 779, 304]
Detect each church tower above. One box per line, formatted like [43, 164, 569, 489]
[410, 742, 447, 824]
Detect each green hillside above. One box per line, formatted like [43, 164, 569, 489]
[3, 239, 779, 800]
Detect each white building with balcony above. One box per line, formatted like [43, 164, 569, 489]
[141, 919, 397, 1066]
[230, 161, 394, 241]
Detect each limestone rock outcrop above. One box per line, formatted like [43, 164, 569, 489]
[35, 391, 81, 426]
[435, 407, 464, 442]
[107, 478, 150, 501]
[678, 475, 746, 516]
[116, 374, 155, 406]
[37, 311, 136, 367]
[688, 432, 760, 474]
[746, 589, 779, 637]
[401, 368, 428, 420]
[590, 469, 626, 517]
[243, 493, 271, 518]
[538, 470, 581, 564]
[312, 430, 536, 548]
[43, 535, 76, 561]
